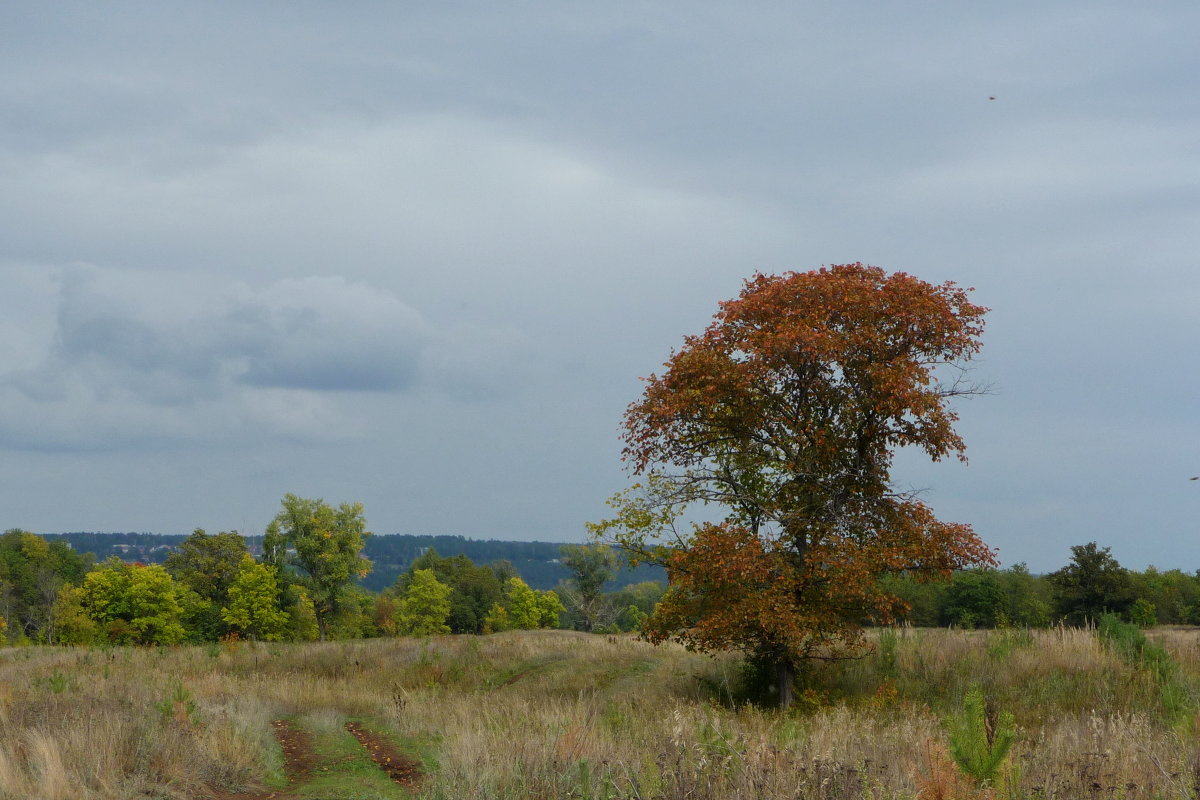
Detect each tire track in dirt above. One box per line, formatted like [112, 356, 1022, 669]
[200, 717, 421, 799]
[344, 721, 423, 789]
[273, 719, 319, 786]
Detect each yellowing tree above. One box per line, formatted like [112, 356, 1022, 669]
[597, 264, 995, 707]
[222, 555, 289, 641]
[484, 577, 564, 631]
[394, 569, 452, 636]
[535, 589, 566, 629]
[50, 586, 98, 645]
[79, 559, 187, 645]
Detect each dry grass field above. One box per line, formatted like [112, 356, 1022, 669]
[3, 626, 1200, 799]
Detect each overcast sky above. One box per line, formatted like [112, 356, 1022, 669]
[2, 2, 1197, 573]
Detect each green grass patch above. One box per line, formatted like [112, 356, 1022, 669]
[484, 653, 570, 690]
[293, 716, 411, 800]
[592, 656, 656, 690]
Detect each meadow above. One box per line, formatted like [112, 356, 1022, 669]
[3, 626, 1200, 799]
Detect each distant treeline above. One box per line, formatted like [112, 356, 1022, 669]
[41, 532, 665, 591]
[888, 542, 1200, 628]
[13, 527, 1192, 647]
[2, 522, 664, 645]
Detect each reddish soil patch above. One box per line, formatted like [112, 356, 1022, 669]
[274, 719, 319, 783]
[344, 721, 423, 788]
[197, 719, 316, 800]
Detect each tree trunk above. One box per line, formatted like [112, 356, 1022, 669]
[776, 658, 796, 709]
[316, 614, 328, 642]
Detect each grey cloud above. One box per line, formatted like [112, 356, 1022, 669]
[0, 265, 522, 450]
[221, 276, 428, 392]
[49, 267, 427, 396]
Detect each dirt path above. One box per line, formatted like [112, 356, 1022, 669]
[199, 719, 316, 800]
[198, 717, 422, 799]
[344, 721, 423, 789]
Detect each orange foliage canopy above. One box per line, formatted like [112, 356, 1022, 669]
[602, 264, 995, 682]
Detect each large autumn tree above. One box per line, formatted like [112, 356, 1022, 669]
[594, 264, 994, 707]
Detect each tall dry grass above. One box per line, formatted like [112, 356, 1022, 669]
[4, 626, 1200, 798]
[0, 645, 283, 799]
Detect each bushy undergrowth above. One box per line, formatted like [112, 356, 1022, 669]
[1098, 613, 1175, 679]
[4, 627, 1200, 798]
[1097, 613, 1196, 727]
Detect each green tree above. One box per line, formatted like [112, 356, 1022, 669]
[879, 574, 949, 627]
[285, 586, 320, 641]
[1129, 566, 1199, 624]
[164, 529, 249, 640]
[484, 577, 564, 631]
[51, 586, 100, 645]
[327, 585, 379, 639]
[535, 588, 566, 628]
[505, 576, 544, 629]
[120, 566, 188, 645]
[388, 550, 508, 634]
[947, 687, 1017, 786]
[996, 563, 1053, 628]
[1130, 597, 1157, 628]
[1048, 542, 1134, 625]
[394, 569, 452, 636]
[559, 544, 617, 632]
[941, 570, 1007, 629]
[0, 529, 89, 643]
[609, 581, 664, 632]
[222, 555, 289, 641]
[617, 604, 649, 631]
[482, 602, 511, 632]
[262, 494, 373, 640]
[79, 559, 186, 645]
[165, 530, 246, 596]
